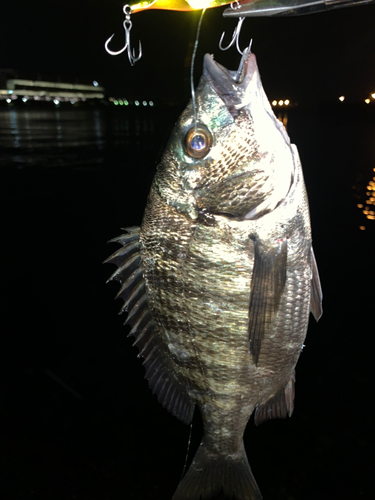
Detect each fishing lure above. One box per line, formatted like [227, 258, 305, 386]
[105, 5, 142, 66]
[128, 0, 236, 13]
[105, 1, 248, 65]
[105, 0, 375, 65]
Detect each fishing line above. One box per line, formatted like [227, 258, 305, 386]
[178, 14, 205, 472]
[179, 420, 193, 483]
[190, 8, 206, 137]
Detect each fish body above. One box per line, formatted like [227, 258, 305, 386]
[106, 52, 322, 499]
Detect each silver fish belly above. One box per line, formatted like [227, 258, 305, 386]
[106, 52, 322, 500]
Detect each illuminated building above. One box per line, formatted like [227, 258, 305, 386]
[0, 71, 105, 104]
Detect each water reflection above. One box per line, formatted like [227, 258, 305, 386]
[353, 167, 375, 230]
[93, 109, 104, 151]
[0, 107, 160, 169]
[8, 109, 20, 149]
[277, 111, 288, 129]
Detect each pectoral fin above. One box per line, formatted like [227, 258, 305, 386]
[310, 247, 323, 321]
[248, 237, 287, 365]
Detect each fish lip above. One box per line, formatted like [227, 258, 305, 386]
[203, 52, 257, 109]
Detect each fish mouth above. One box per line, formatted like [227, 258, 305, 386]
[203, 52, 258, 111]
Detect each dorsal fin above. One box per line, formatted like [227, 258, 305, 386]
[105, 227, 194, 425]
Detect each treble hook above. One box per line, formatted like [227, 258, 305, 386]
[105, 5, 142, 66]
[219, 2, 251, 56]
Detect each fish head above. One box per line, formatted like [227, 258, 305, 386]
[157, 52, 295, 220]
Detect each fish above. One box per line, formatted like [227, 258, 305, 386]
[105, 50, 323, 500]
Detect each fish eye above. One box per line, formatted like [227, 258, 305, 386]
[184, 126, 212, 159]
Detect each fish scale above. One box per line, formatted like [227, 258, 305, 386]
[106, 51, 322, 500]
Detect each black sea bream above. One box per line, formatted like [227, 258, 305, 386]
[106, 52, 322, 500]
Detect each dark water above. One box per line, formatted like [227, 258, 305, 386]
[1, 104, 373, 500]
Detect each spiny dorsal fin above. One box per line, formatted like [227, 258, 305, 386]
[248, 237, 287, 365]
[254, 374, 295, 425]
[105, 227, 141, 284]
[105, 227, 194, 425]
[310, 247, 323, 321]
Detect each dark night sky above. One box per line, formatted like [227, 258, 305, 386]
[1, 1, 375, 103]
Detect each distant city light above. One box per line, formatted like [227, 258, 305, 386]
[119, 100, 124, 105]
[8, 90, 13, 94]
[134, 100, 140, 106]
[6, 98, 11, 104]
[142, 100, 147, 106]
[124, 99, 129, 106]
[365, 98, 371, 104]
[93, 81, 99, 87]
[371, 93, 375, 99]
[53, 99, 60, 105]
[114, 100, 119, 105]
[339, 95, 345, 102]
[359, 226, 366, 230]
[22, 97, 28, 103]
[149, 101, 154, 106]
[271, 99, 291, 107]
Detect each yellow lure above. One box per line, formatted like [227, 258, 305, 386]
[129, 0, 242, 13]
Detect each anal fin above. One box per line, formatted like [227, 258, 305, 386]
[254, 374, 295, 426]
[249, 237, 287, 365]
[310, 247, 323, 321]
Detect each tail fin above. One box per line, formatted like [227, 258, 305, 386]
[172, 443, 262, 500]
